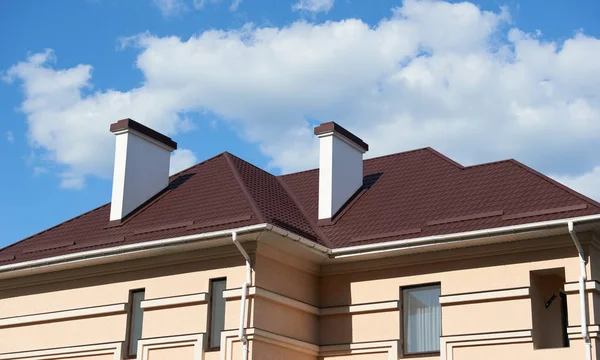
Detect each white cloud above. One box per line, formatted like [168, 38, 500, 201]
[170, 148, 198, 175]
[6, 131, 14, 143]
[192, 0, 206, 9]
[33, 166, 48, 176]
[60, 173, 85, 189]
[553, 167, 600, 203]
[292, 0, 334, 14]
[5, 0, 600, 200]
[153, 0, 188, 17]
[229, 0, 242, 11]
[190, 0, 241, 12]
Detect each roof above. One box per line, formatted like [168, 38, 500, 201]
[2, 148, 600, 266]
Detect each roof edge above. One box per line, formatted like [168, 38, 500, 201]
[508, 159, 600, 210]
[330, 213, 600, 258]
[0, 224, 270, 278]
[3, 214, 600, 279]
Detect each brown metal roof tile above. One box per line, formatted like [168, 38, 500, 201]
[2, 147, 600, 266]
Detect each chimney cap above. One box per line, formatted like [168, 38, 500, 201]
[314, 122, 369, 152]
[110, 118, 177, 150]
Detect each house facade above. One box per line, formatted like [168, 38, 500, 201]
[1, 119, 599, 360]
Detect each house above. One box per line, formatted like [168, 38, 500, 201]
[0, 118, 599, 360]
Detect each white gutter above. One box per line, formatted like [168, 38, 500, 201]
[2, 214, 600, 275]
[330, 214, 600, 258]
[0, 224, 268, 275]
[231, 232, 251, 360]
[568, 221, 592, 360]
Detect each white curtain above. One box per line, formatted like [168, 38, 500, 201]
[403, 285, 441, 353]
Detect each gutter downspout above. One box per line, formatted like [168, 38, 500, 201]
[568, 221, 592, 360]
[232, 232, 251, 360]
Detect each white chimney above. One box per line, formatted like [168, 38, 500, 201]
[314, 122, 369, 221]
[109, 118, 177, 222]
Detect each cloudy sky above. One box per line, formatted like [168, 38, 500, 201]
[1, 0, 599, 247]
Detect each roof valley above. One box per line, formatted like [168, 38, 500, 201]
[276, 176, 334, 248]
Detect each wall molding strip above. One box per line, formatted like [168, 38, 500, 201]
[220, 328, 319, 360]
[0, 342, 122, 360]
[0, 303, 126, 328]
[440, 330, 532, 360]
[568, 325, 600, 339]
[137, 333, 204, 360]
[140, 293, 208, 310]
[223, 287, 398, 316]
[320, 301, 399, 316]
[439, 287, 530, 305]
[320, 341, 398, 360]
[223, 287, 319, 315]
[564, 280, 600, 294]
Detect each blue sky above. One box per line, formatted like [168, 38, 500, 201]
[1, 0, 600, 248]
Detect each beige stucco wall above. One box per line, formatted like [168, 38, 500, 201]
[1, 231, 599, 360]
[451, 341, 581, 360]
[251, 340, 316, 360]
[0, 245, 248, 356]
[0, 314, 126, 354]
[147, 345, 195, 360]
[320, 354, 388, 360]
[314, 233, 599, 359]
[142, 304, 207, 338]
[63, 356, 115, 360]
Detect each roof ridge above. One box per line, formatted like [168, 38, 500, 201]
[463, 158, 513, 169]
[168, 152, 226, 180]
[279, 147, 436, 178]
[276, 176, 333, 248]
[508, 159, 600, 210]
[425, 147, 464, 169]
[224, 151, 278, 176]
[223, 152, 267, 223]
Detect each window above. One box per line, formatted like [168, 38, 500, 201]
[126, 289, 145, 357]
[208, 278, 227, 350]
[402, 284, 441, 355]
[530, 268, 569, 349]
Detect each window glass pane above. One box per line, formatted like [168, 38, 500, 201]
[403, 285, 441, 354]
[210, 279, 227, 349]
[129, 290, 145, 356]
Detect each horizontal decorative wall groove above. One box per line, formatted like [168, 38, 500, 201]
[564, 280, 600, 294]
[320, 340, 398, 359]
[221, 328, 319, 359]
[0, 342, 122, 360]
[441, 330, 532, 360]
[320, 301, 399, 316]
[0, 303, 126, 328]
[568, 325, 600, 339]
[223, 287, 399, 316]
[137, 333, 204, 360]
[440, 287, 530, 305]
[223, 286, 319, 315]
[225, 329, 397, 359]
[140, 293, 208, 310]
